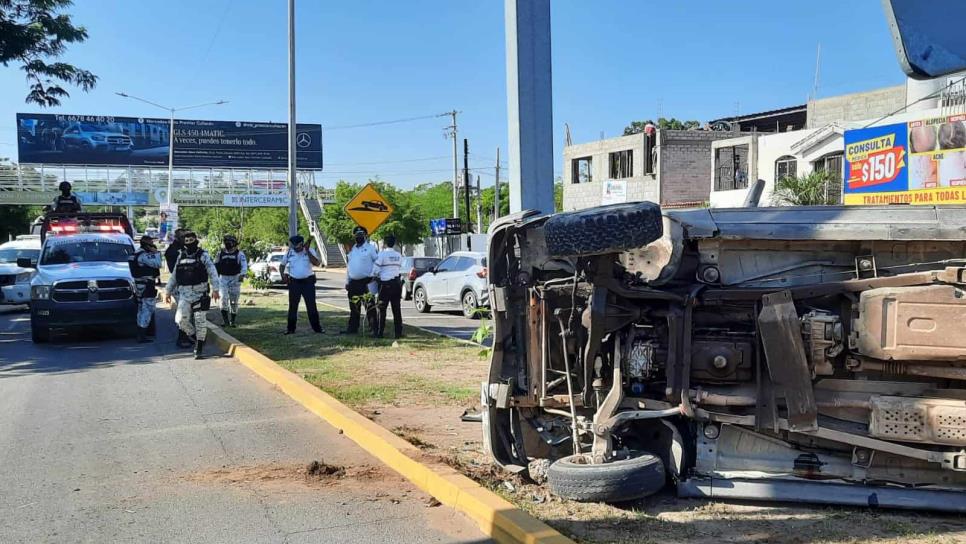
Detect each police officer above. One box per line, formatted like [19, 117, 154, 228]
[372, 233, 404, 339]
[280, 235, 324, 334]
[164, 231, 220, 359]
[52, 181, 82, 212]
[129, 235, 162, 343]
[215, 234, 248, 327]
[343, 226, 378, 335]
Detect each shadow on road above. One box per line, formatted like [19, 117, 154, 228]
[0, 307, 183, 378]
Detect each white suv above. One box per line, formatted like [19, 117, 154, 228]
[0, 236, 41, 306]
[412, 251, 488, 318]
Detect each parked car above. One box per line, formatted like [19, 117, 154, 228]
[0, 236, 41, 306]
[28, 212, 137, 343]
[249, 251, 286, 283]
[400, 256, 441, 300]
[483, 203, 966, 512]
[60, 122, 133, 153]
[412, 251, 488, 318]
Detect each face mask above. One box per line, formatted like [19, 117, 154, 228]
[354, 235, 365, 244]
[61, 189, 70, 196]
[184, 239, 199, 251]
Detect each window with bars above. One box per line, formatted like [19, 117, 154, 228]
[813, 152, 844, 204]
[714, 145, 749, 191]
[775, 155, 797, 181]
[608, 150, 633, 179]
[572, 157, 592, 184]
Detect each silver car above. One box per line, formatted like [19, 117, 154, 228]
[412, 251, 488, 318]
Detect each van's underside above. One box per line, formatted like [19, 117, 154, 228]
[483, 205, 966, 511]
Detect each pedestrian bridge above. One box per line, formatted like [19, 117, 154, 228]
[0, 162, 346, 267]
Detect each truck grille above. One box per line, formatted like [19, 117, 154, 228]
[0, 274, 14, 287]
[51, 278, 133, 303]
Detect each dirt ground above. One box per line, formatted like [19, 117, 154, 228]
[226, 290, 966, 544]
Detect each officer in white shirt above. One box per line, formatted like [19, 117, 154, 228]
[343, 226, 378, 334]
[371, 233, 404, 338]
[280, 235, 324, 335]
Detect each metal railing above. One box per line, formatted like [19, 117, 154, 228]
[0, 163, 330, 206]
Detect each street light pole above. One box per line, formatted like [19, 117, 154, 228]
[115, 92, 228, 208]
[287, 0, 298, 237]
[167, 110, 175, 206]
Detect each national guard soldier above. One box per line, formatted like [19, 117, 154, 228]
[164, 231, 220, 359]
[129, 234, 162, 343]
[215, 234, 248, 327]
[371, 233, 404, 339]
[52, 181, 82, 213]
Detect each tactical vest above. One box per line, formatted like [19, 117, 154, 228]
[175, 249, 209, 286]
[129, 250, 160, 282]
[215, 250, 242, 276]
[54, 194, 80, 213]
[129, 250, 159, 298]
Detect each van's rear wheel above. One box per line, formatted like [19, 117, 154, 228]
[544, 202, 663, 258]
[547, 451, 665, 503]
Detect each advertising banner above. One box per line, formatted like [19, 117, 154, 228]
[75, 191, 150, 206]
[16, 113, 322, 169]
[222, 193, 290, 207]
[159, 204, 179, 243]
[601, 179, 628, 205]
[844, 114, 966, 205]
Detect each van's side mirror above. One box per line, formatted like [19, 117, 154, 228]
[17, 258, 33, 268]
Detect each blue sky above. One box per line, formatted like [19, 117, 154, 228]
[0, 0, 906, 188]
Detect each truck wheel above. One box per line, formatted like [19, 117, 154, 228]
[31, 324, 50, 344]
[547, 451, 666, 503]
[544, 202, 663, 258]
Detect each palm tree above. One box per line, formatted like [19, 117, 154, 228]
[771, 171, 839, 206]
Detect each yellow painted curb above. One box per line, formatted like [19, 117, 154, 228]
[207, 324, 574, 544]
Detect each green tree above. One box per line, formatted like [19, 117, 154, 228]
[1, 0, 98, 106]
[178, 207, 306, 260]
[771, 171, 839, 206]
[318, 180, 428, 245]
[624, 117, 701, 135]
[410, 181, 455, 221]
[0, 205, 35, 241]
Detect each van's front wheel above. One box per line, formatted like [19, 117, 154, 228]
[547, 451, 665, 503]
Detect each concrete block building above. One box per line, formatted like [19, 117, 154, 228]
[562, 129, 739, 210]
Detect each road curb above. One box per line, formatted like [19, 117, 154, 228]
[207, 324, 573, 544]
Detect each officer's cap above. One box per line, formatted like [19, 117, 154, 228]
[352, 226, 368, 236]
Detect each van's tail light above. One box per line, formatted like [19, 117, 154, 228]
[476, 267, 488, 279]
[408, 269, 418, 281]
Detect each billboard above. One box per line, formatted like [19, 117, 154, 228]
[844, 114, 966, 205]
[16, 113, 322, 169]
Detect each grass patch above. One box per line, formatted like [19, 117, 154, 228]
[215, 292, 485, 408]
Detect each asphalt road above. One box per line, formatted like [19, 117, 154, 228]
[0, 306, 491, 544]
[310, 269, 491, 346]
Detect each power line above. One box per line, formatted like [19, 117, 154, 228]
[325, 113, 445, 130]
[324, 155, 450, 166]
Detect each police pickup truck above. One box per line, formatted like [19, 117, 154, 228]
[24, 213, 138, 343]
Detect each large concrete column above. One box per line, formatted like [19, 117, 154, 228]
[505, 0, 555, 214]
[905, 76, 943, 112]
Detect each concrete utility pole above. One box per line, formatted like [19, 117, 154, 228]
[475, 175, 482, 234]
[463, 138, 471, 233]
[438, 110, 460, 218]
[287, 0, 298, 237]
[504, 0, 554, 214]
[494, 147, 501, 221]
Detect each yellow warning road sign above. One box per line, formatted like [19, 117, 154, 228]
[344, 183, 394, 234]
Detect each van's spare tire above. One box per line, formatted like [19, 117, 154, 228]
[547, 451, 665, 503]
[544, 202, 662, 258]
